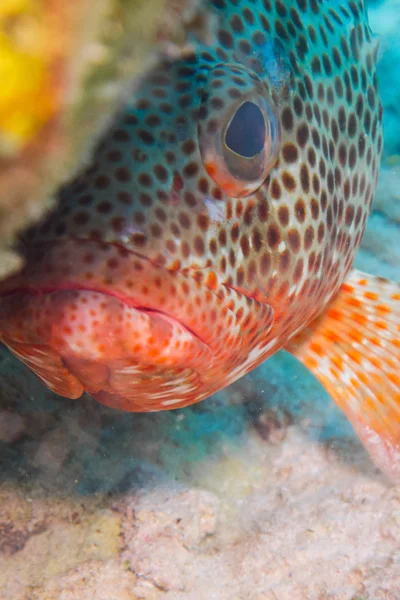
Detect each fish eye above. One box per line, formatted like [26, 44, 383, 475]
[198, 64, 281, 198]
[225, 101, 266, 158]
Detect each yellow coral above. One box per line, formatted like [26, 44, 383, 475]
[0, 0, 61, 153]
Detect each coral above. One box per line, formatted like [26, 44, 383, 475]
[0, 0, 209, 279]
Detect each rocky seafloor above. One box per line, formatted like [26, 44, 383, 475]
[1, 1, 400, 599]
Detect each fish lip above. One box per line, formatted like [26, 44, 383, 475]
[0, 283, 209, 349]
[13, 237, 263, 304]
[0, 236, 214, 349]
[2, 237, 271, 351]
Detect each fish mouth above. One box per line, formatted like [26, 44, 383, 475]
[0, 236, 246, 351]
[0, 284, 207, 347]
[0, 284, 215, 411]
[0, 239, 229, 409]
[0, 238, 274, 410]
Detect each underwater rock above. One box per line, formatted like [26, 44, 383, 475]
[0, 0, 210, 279]
[3, 424, 399, 599]
[0, 487, 122, 598]
[120, 488, 220, 592]
[33, 560, 138, 600]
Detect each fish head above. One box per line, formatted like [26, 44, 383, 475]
[0, 0, 382, 411]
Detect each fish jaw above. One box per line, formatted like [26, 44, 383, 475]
[0, 289, 213, 411]
[0, 238, 275, 411]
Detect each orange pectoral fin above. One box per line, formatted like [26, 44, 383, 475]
[285, 269, 400, 483]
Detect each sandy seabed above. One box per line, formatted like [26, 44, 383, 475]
[1, 416, 400, 600]
[0, 358, 400, 600]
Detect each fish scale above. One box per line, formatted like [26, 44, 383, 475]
[1, 1, 400, 481]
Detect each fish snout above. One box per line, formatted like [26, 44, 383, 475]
[0, 289, 213, 410]
[0, 239, 276, 410]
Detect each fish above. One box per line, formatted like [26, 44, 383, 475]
[0, 0, 399, 481]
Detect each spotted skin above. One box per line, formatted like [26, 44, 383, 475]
[0, 0, 399, 478]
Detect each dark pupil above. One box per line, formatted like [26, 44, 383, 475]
[225, 101, 266, 158]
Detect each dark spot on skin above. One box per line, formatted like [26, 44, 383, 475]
[97, 201, 113, 214]
[111, 217, 126, 233]
[267, 225, 281, 249]
[278, 205, 289, 227]
[218, 29, 234, 48]
[230, 15, 244, 33]
[231, 223, 240, 243]
[282, 143, 298, 163]
[138, 173, 153, 187]
[282, 172, 296, 191]
[288, 229, 301, 253]
[279, 250, 291, 272]
[281, 107, 294, 131]
[293, 258, 304, 283]
[73, 212, 90, 226]
[260, 252, 271, 276]
[183, 162, 199, 178]
[146, 114, 161, 127]
[115, 167, 131, 182]
[252, 228, 262, 252]
[294, 199, 306, 223]
[94, 175, 110, 189]
[113, 129, 130, 142]
[270, 179, 282, 200]
[138, 130, 155, 145]
[182, 139, 196, 155]
[258, 200, 269, 222]
[154, 164, 169, 182]
[242, 7, 255, 25]
[300, 164, 310, 193]
[304, 226, 314, 250]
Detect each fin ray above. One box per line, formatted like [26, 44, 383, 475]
[285, 269, 400, 482]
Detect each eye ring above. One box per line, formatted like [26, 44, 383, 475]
[198, 64, 281, 198]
